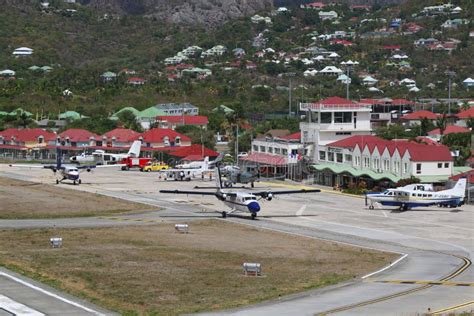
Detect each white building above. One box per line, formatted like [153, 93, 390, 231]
[319, 66, 343, 75]
[319, 11, 338, 21]
[300, 96, 372, 162]
[12, 47, 33, 56]
[312, 135, 454, 187]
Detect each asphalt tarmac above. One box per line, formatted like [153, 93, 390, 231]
[0, 165, 473, 315]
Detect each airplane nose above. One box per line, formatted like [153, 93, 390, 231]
[248, 201, 260, 213]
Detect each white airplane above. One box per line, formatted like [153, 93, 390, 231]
[160, 158, 211, 181]
[160, 164, 320, 219]
[366, 178, 467, 211]
[70, 140, 142, 164]
[10, 148, 119, 185]
[175, 156, 215, 169]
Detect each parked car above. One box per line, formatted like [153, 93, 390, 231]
[141, 161, 169, 172]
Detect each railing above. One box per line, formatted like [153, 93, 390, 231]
[300, 103, 372, 111]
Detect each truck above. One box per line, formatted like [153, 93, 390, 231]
[120, 157, 152, 171]
[142, 161, 169, 172]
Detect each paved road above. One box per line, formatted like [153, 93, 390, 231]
[1, 166, 473, 315]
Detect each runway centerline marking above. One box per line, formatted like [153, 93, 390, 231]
[373, 280, 474, 286]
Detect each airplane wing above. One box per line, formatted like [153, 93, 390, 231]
[9, 164, 57, 169]
[160, 189, 217, 196]
[253, 189, 321, 197]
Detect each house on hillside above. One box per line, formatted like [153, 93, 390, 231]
[155, 103, 199, 116]
[127, 77, 146, 85]
[400, 110, 438, 126]
[12, 47, 33, 57]
[427, 125, 470, 141]
[57, 129, 100, 147]
[140, 128, 191, 148]
[101, 71, 117, 82]
[463, 78, 474, 88]
[102, 128, 141, 147]
[0, 69, 15, 77]
[301, 2, 326, 10]
[441, 19, 469, 29]
[155, 115, 208, 130]
[319, 66, 343, 75]
[319, 11, 338, 21]
[456, 108, 474, 127]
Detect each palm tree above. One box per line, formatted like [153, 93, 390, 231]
[435, 114, 448, 140]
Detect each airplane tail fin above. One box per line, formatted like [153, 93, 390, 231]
[202, 156, 209, 171]
[444, 178, 467, 198]
[215, 160, 223, 189]
[128, 140, 142, 158]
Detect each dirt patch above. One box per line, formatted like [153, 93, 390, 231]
[0, 177, 150, 219]
[0, 221, 398, 315]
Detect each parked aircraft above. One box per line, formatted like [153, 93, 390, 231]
[10, 148, 118, 185]
[161, 158, 211, 181]
[220, 165, 259, 188]
[160, 164, 320, 219]
[70, 140, 142, 164]
[366, 179, 467, 211]
[175, 156, 213, 169]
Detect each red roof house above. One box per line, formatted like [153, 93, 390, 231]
[330, 39, 354, 46]
[457, 107, 474, 119]
[401, 110, 438, 120]
[58, 129, 99, 146]
[303, 2, 326, 9]
[279, 132, 301, 141]
[127, 77, 146, 85]
[449, 170, 474, 184]
[139, 128, 191, 148]
[168, 144, 219, 158]
[0, 128, 56, 148]
[428, 125, 470, 136]
[155, 115, 208, 129]
[102, 128, 141, 146]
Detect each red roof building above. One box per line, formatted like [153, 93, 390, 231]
[102, 128, 141, 146]
[302, 1, 326, 9]
[0, 128, 56, 148]
[240, 152, 288, 166]
[326, 135, 453, 162]
[139, 128, 191, 148]
[279, 132, 301, 141]
[401, 110, 438, 120]
[428, 125, 470, 136]
[127, 77, 146, 85]
[58, 129, 100, 147]
[168, 144, 219, 158]
[457, 107, 474, 119]
[381, 45, 402, 51]
[449, 170, 474, 184]
[155, 115, 209, 129]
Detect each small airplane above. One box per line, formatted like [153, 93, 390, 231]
[160, 162, 320, 219]
[175, 156, 214, 169]
[220, 165, 259, 188]
[10, 147, 119, 185]
[366, 178, 467, 211]
[70, 140, 142, 164]
[160, 157, 211, 181]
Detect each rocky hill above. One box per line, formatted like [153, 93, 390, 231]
[79, 0, 274, 27]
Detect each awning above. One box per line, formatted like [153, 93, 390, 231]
[240, 152, 288, 166]
[311, 163, 401, 182]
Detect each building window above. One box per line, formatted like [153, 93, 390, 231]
[282, 149, 288, 155]
[336, 132, 352, 135]
[416, 163, 421, 174]
[336, 153, 343, 163]
[260, 146, 266, 153]
[383, 159, 389, 171]
[319, 151, 326, 160]
[334, 112, 352, 123]
[403, 162, 408, 174]
[363, 156, 370, 168]
[328, 152, 334, 162]
[438, 163, 442, 168]
[310, 111, 319, 123]
[268, 147, 273, 154]
[274, 148, 281, 154]
[444, 162, 449, 168]
[253, 145, 258, 152]
[321, 112, 332, 123]
[303, 131, 308, 141]
[344, 154, 352, 162]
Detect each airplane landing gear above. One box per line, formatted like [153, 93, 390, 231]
[399, 204, 408, 211]
[56, 179, 59, 184]
[251, 213, 256, 220]
[78, 179, 82, 185]
[368, 205, 374, 210]
[73, 180, 77, 185]
[221, 211, 227, 218]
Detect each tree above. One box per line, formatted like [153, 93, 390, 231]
[175, 125, 216, 150]
[116, 110, 142, 132]
[14, 113, 34, 129]
[435, 114, 448, 140]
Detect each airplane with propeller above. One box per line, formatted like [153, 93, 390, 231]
[160, 157, 212, 181]
[160, 161, 320, 219]
[10, 147, 120, 185]
[366, 178, 467, 211]
[70, 140, 142, 165]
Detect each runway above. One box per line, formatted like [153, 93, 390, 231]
[0, 166, 473, 315]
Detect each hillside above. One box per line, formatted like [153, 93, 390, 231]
[0, 0, 473, 124]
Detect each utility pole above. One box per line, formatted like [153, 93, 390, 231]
[286, 72, 296, 117]
[235, 124, 239, 165]
[446, 70, 456, 115]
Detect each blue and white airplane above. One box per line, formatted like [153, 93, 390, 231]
[160, 164, 320, 219]
[366, 178, 467, 211]
[10, 148, 117, 185]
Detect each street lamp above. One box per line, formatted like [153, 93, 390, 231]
[285, 72, 297, 117]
